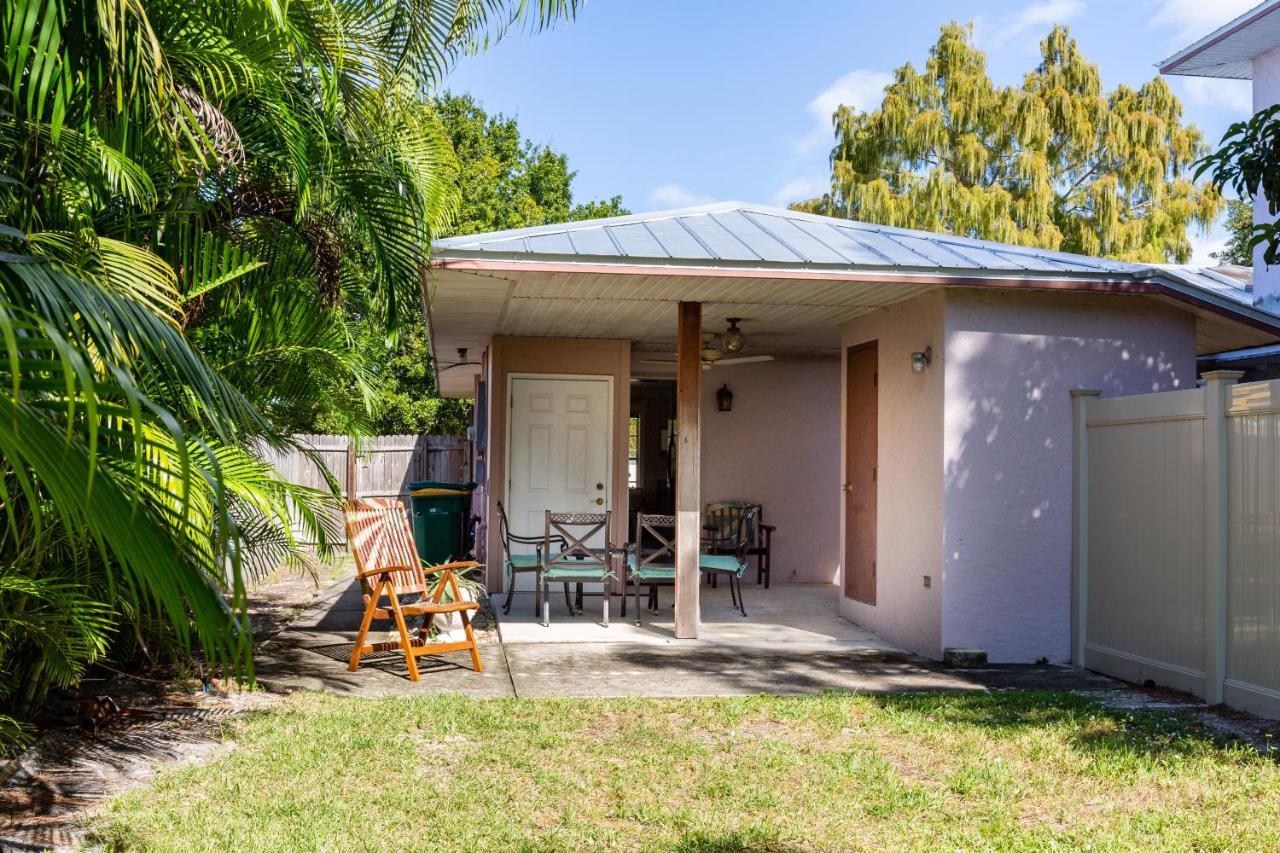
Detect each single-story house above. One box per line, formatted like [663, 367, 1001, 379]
[422, 202, 1280, 662]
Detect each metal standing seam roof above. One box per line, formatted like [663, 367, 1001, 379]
[1158, 0, 1280, 79]
[435, 202, 1153, 273]
[432, 201, 1264, 313]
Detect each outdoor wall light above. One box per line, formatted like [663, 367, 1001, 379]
[911, 346, 933, 374]
[716, 384, 734, 412]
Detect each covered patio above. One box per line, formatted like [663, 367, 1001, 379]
[424, 202, 1280, 660]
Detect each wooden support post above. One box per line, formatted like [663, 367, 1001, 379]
[1070, 388, 1101, 668]
[1203, 370, 1242, 705]
[674, 301, 702, 639]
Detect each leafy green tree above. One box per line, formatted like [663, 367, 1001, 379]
[0, 0, 574, 746]
[801, 23, 1222, 262]
[1198, 104, 1280, 267]
[1212, 200, 1255, 266]
[319, 93, 629, 436]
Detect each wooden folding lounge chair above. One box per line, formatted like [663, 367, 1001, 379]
[344, 498, 484, 681]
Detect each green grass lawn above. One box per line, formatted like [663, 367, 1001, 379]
[95, 690, 1279, 851]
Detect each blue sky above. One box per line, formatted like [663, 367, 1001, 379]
[444, 0, 1259, 262]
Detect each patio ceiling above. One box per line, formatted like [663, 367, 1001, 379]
[424, 266, 934, 395]
[424, 203, 1280, 398]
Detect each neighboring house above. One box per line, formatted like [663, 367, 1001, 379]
[424, 202, 1280, 663]
[1160, 0, 1280, 314]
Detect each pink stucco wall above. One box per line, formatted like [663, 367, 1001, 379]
[942, 289, 1198, 662]
[839, 293, 946, 656]
[700, 358, 842, 584]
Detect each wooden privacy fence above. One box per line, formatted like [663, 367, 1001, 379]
[1073, 371, 1280, 719]
[260, 433, 471, 545]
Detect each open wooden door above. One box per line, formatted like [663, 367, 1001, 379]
[844, 342, 878, 604]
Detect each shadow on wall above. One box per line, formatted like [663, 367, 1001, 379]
[941, 296, 1195, 663]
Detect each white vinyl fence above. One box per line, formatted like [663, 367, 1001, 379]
[1073, 371, 1280, 718]
[259, 433, 471, 545]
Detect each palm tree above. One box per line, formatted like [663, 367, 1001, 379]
[0, 0, 577, 747]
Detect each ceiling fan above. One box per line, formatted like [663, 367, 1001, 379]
[639, 318, 776, 370]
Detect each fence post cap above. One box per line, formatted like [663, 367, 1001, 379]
[1201, 370, 1245, 383]
[1069, 388, 1102, 398]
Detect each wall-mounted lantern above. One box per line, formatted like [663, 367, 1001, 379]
[911, 346, 933, 374]
[716, 384, 734, 412]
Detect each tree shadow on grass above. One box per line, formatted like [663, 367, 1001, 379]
[868, 691, 1273, 764]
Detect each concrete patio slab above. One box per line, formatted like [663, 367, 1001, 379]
[495, 582, 899, 651]
[502, 643, 979, 697]
[253, 577, 511, 698]
[252, 576, 980, 699]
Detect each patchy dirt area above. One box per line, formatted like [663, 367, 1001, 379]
[0, 686, 279, 850]
[0, 562, 344, 851]
[247, 557, 354, 641]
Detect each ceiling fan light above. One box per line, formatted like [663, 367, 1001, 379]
[722, 318, 746, 354]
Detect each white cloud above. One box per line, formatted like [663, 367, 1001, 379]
[976, 0, 1085, 50]
[646, 183, 716, 209]
[798, 69, 893, 154]
[768, 174, 828, 208]
[1148, 0, 1257, 47]
[1189, 228, 1228, 265]
[1178, 76, 1253, 114]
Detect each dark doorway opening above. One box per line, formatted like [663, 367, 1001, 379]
[629, 379, 677, 535]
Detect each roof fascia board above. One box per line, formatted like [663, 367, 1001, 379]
[1158, 0, 1280, 75]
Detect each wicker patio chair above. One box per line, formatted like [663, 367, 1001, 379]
[344, 498, 484, 681]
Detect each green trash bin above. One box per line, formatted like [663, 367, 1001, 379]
[408, 480, 477, 565]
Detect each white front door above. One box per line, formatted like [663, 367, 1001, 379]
[507, 376, 612, 591]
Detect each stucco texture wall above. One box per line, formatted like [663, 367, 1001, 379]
[699, 358, 841, 584]
[941, 289, 1198, 662]
[839, 293, 946, 657]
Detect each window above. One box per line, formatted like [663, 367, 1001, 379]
[628, 416, 640, 488]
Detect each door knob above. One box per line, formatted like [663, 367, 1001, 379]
[842, 483, 854, 493]
[595, 497, 605, 506]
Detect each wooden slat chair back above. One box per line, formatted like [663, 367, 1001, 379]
[347, 498, 425, 597]
[627, 513, 676, 625]
[540, 511, 614, 627]
[343, 498, 484, 681]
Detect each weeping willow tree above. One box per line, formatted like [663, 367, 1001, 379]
[0, 0, 576, 750]
[800, 23, 1223, 263]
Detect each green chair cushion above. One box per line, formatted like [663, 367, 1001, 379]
[507, 554, 541, 569]
[699, 553, 743, 575]
[631, 566, 677, 581]
[542, 565, 611, 581]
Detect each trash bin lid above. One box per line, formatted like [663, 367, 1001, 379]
[408, 479, 477, 492]
[410, 488, 471, 497]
